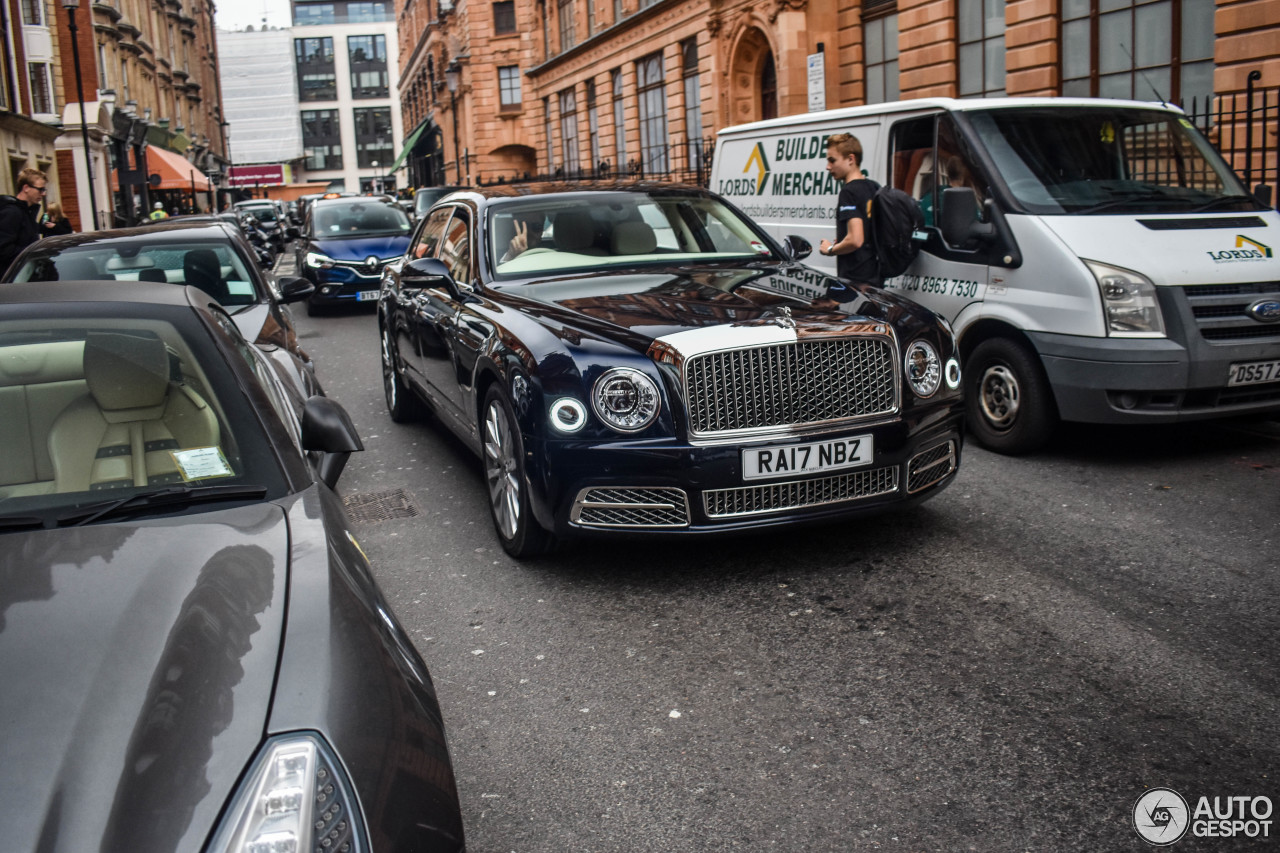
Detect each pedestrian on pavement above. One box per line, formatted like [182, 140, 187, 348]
[150, 201, 169, 221]
[0, 168, 48, 273]
[818, 132, 881, 287]
[41, 201, 74, 237]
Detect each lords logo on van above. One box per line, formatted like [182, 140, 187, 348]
[1206, 235, 1274, 263]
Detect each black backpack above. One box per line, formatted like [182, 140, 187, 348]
[867, 186, 925, 278]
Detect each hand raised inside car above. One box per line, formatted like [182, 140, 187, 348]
[509, 219, 530, 256]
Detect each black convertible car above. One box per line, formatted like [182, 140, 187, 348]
[380, 184, 965, 558]
[0, 282, 465, 852]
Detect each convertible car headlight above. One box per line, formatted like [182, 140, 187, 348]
[904, 340, 941, 398]
[591, 367, 660, 433]
[305, 252, 336, 269]
[1085, 260, 1165, 337]
[207, 733, 365, 853]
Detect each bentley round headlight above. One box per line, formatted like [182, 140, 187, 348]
[549, 397, 587, 433]
[905, 340, 942, 398]
[945, 357, 961, 389]
[591, 368, 660, 433]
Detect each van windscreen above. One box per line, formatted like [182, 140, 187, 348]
[967, 107, 1258, 215]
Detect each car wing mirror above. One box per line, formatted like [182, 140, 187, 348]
[277, 275, 315, 304]
[301, 395, 364, 488]
[784, 235, 812, 262]
[939, 187, 995, 248]
[401, 256, 456, 291]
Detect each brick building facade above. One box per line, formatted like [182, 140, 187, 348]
[392, 0, 1279, 191]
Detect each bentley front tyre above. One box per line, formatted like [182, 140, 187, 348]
[382, 325, 426, 423]
[482, 386, 553, 559]
[964, 337, 1057, 455]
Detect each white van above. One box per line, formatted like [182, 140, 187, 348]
[710, 97, 1280, 453]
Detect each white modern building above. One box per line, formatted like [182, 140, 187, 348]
[291, 0, 402, 194]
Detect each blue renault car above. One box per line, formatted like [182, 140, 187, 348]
[297, 197, 412, 314]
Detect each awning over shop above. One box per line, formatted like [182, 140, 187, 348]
[387, 119, 430, 174]
[112, 145, 213, 192]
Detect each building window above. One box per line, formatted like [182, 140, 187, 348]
[1062, 0, 1213, 107]
[761, 52, 777, 121]
[637, 52, 668, 174]
[543, 97, 555, 171]
[354, 107, 394, 168]
[20, 0, 41, 26]
[494, 0, 515, 34]
[681, 39, 703, 173]
[611, 68, 626, 169]
[121, 59, 130, 101]
[302, 110, 343, 169]
[958, 0, 1004, 97]
[498, 65, 522, 110]
[295, 37, 337, 102]
[586, 0, 595, 35]
[349, 34, 389, 99]
[614, 0, 622, 23]
[559, 87, 580, 174]
[28, 63, 51, 114]
[294, 3, 335, 24]
[864, 13, 899, 105]
[557, 0, 575, 52]
[346, 2, 390, 22]
[585, 79, 600, 171]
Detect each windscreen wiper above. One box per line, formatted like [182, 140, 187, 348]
[1188, 194, 1262, 213]
[56, 484, 270, 527]
[1075, 193, 1182, 215]
[0, 515, 47, 531]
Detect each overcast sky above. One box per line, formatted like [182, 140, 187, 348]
[215, 0, 291, 32]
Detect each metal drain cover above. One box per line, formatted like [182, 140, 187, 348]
[342, 488, 421, 524]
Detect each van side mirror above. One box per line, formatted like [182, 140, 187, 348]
[939, 187, 996, 248]
[301, 395, 363, 488]
[1254, 184, 1273, 208]
[783, 235, 812, 261]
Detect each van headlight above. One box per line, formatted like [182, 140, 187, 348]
[591, 368, 660, 433]
[904, 340, 942, 398]
[207, 733, 365, 853]
[1085, 260, 1165, 337]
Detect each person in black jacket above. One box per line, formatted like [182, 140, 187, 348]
[0, 168, 48, 273]
[817, 133, 881, 287]
[41, 201, 74, 236]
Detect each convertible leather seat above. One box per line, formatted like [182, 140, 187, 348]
[48, 333, 220, 492]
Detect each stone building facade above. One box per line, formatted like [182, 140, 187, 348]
[392, 0, 1279, 191]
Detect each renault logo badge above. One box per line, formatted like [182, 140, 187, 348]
[1246, 299, 1280, 323]
[365, 255, 380, 269]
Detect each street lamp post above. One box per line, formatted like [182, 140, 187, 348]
[62, 0, 100, 230]
[444, 61, 461, 184]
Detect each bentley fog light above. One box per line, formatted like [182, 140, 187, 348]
[305, 251, 336, 269]
[945, 357, 961, 390]
[549, 397, 587, 433]
[591, 368, 660, 433]
[1085, 260, 1165, 337]
[208, 734, 365, 853]
[905, 340, 942, 398]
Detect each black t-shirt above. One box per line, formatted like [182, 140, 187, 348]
[834, 178, 879, 284]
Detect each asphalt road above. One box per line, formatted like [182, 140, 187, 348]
[289, 299, 1279, 853]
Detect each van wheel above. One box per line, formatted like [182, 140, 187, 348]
[964, 337, 1057, 455]
[482, 386, 554, 559]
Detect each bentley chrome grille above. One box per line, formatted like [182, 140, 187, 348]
[571, 487, 690, 528]
[907, 441, 957, 493]
[684, 337, 897, 437]
[703, 466, 899, 519]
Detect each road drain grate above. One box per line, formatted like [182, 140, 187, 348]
[342, 488, 421, 524]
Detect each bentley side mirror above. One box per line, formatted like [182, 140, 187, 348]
[277, 275, 315, 304]
[401, 256, 456, 291]
[784, 235, 812, 262]
[301, 395, 364, 488]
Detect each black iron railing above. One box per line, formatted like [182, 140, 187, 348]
[476, 135, 717, 188]
[1184, 73, 1279, 207]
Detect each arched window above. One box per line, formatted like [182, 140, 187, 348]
[761, 53, 777, 120]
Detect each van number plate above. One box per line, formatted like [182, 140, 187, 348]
[1227, 359, 1280, 387]
[742, 435, 873, 481]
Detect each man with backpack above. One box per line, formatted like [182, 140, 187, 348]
[818, 132, 925, 288]
[818, 132, 882, 286]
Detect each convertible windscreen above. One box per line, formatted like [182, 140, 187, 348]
[0, 307, 287, 522]
[488, 192, 779, 278]
[9, 241, 259, 307]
